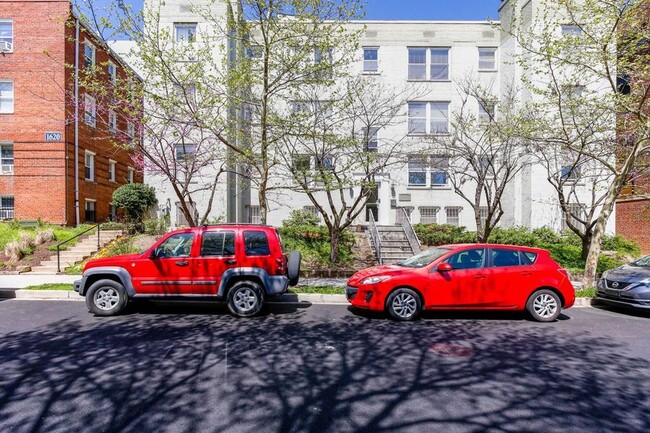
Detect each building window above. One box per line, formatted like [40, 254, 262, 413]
[0, 80, 14, 114]
[408, 48, 449, 80]
[479, 206, 489, 227]
[175, 23, 197, 43]
[479, 101, 496, 122]
[0, 20, 13, 52]
[446, 207, 462, 226]
[248, 205, 261, 224]
[363, 47, 378, 72]
[127, 167, 135, 183]
[303, 206, 320, 221]
[175, 143, 197, 161]
[127, 122, 135, 138]
[0, 196, 14, 220]
[313, 48, 333, 79]
[408, 102, 449, 134]
[560, 164, 580, 183]
[84, 151, 95, 181]
[107, 62, 117, 84]
[175, 83, 197, 106]
[292, 154, 311, 172]
[84, 94, 96, 127]
[562, 203, 585, 231]
[366, 127, 378, 151]
[0, 143, 13, 174]
[478, 47, 497, 71]
[561, 25, 582, 36]
[109, 203, 117, 221]
[85, 200, 96, 223]
[316, 154, 334, 172]
[430, 156, 449, 186]
[83, 41, 95, 69]
[408, 155, 427, 186]
[108, 110, 117, 132]
[419, 206, 439, 224]
[108, 160, 116, 182]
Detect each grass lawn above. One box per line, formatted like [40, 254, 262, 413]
[575, 287, 596, 298]
[289, 286, 344, 295]
[0, 222, 92, 251]
[23, 283, 73, 291]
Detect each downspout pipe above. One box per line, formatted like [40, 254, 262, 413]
[74, 18, 80, 226]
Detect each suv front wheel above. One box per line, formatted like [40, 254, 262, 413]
[227, 280, 264, 317]
[86, 279, 128, 316]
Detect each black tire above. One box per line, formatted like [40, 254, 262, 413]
[227, 280, 264, 317]
[287, 250, 301, 286]
[526, 289, 562, 322]
[386, 288, 422, 321]
[85, 279, 128, 316]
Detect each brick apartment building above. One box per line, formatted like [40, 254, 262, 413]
[0, 0, 142, 225]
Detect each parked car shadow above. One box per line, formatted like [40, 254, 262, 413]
[591, 301, 650, 319]
[0, 306, 648, 433]
[126, 299, 311, 317]
[348, 305, 571, 322]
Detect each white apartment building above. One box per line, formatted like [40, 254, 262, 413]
[117, 0, 615, 234]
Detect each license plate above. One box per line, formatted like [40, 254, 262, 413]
[605, 289, 620, 298]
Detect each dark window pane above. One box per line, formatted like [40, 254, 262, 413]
[522, 251, 538, 264]
[447, 249, 485, 270]
[201, 231, 235, 256]
[244, 231, 270, 256]
[491, 249, 521, 267]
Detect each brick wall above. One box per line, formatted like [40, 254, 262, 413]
[616, 198, 650, 254]
[0, 0, 142, 225]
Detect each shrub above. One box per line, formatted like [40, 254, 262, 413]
[144, 216, 169, 235]
[601, 234, 641, 256]
[413, 224, 476, 246]
[283, 209, 321, 227]
[34, 229, 55, 245]
[112, 184, 158, 232]
[18, 232, 35, 253]
[279, 223, 355, 266]
[100, 221, 126, 231]
[4, 241, 23, 264]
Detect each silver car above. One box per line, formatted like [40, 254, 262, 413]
[597, 256, 650, 310]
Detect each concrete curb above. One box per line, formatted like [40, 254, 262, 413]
[0, 289, 595, 307]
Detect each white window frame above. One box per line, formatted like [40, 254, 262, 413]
[84, 94, 96, 127]
[1, 195, 14, 220]
[363, 47, 379, 73]
[84, 199, 97, 222]
[446, 207, 462, 226]
[175, 143, 197, 161]
[479, 101, 496, 122]
[560, 164, 581, 183]
[108, 159, 116, 182]
[478, 47, 498, 71]
[127, 121, 135, 138]
[84, 150, 95, 181]
[407, 48, 427, 80]
[0, 79, 14, 114]
[419, 206, 439, 224]
[561, 25, 582, 36]
[366, 127, 379, 151]
[479, 206, 489, 227]
[0, 20, 14, 52]
[174, 23, 197, 43]
[83, 41, 96, 69]
[107, 61, 117, 85]
[108, 110, 117, 132]
[127, 167, 135, 184]
[0, 142, 14, 174]
[408, 102, 450, 135]
[408, 47, 450, 81]
[430, 156, 449, 187]
[248, 205, 261, 224]
[407, 155, 427, 186]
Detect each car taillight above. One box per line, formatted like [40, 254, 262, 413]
[276, 255, 287, 276]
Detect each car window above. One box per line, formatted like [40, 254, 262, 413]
[491, 248, 522, 267]
[244, 231, 270, 256]
[398, 247, 450, 268]
[201, 231, 235, 256]
[155, 233, 194, 258]
[520, 251, 537, 265]
[446, 248, 485, 270]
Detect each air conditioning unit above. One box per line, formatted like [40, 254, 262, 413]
[0, 41, 13, 53]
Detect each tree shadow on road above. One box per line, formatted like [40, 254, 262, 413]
[0, 304, 648, 433]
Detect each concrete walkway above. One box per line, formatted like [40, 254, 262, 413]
[0, 274, 78, 289]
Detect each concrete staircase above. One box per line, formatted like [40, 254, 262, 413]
[369, 225, 416, 264]
[30, 230, 123, 274]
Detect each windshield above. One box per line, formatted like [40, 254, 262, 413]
[398, 247, 451, 268]
[631, 255, 650, 267]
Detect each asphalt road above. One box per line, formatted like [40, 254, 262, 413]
[0, 300, 649, 433]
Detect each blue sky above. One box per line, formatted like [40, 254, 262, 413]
[91, 1, 503, 21]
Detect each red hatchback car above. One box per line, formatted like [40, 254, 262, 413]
[346, 244, 575, 322]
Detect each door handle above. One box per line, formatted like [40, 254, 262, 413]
[474, 274, 486, 279]
[520, 272, 532, 276]
[175, 261, 189, 266]
[225, 259, 237, 265]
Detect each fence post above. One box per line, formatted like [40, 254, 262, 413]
[56, 245, 60, 273]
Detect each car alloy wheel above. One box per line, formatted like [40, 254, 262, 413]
[233, 287, 258, 313]
[94, 287, 120, 311]
[532, 293, 558, 319]
[386, 288, 422, 321]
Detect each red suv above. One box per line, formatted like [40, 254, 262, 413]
[74, 225, 300, 317]
[346, 244, 574, 322]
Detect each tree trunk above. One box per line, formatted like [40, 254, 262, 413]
[329, 227, 341, 264]
[580, 233, 592, 261]
[258, 190, 267, 225]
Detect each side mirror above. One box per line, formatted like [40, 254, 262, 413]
[437, 263, 453, 272]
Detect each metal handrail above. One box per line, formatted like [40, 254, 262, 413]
[56, 222, 101, 273]
[368, 212, 383, 265]
[399, 207, 421, 255]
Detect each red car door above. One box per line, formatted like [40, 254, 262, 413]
[426, 248, 488, 307]
[131, 231, 197, 295]
[486, 247, 537, 308]
[192, 229, 239, 294]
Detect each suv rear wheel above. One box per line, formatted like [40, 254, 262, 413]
[86, 279, 128, 316]
[227, 280, 264, 317]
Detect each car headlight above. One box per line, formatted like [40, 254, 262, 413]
[361, 276, 391, 285]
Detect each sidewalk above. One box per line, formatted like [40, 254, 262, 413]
[0, 274, 78, 289]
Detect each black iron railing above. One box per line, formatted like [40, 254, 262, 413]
[368, 212, 382, 265]
[56, 223, 101, 273]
